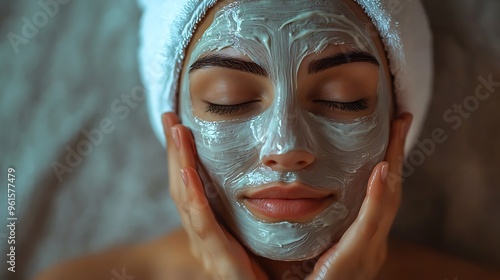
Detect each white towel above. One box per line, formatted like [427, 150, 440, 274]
[137, 0, 433, 154]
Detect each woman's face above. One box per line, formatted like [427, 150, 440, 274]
[179, 0, 393, 261]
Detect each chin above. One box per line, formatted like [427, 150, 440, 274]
[213, 190, 362, 261]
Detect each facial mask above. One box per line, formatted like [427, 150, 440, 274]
[180, 0, 390, 261]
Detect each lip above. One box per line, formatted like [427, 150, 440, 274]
[241, 183, 338, 223]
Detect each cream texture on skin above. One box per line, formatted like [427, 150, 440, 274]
[180, 0, 390, 261]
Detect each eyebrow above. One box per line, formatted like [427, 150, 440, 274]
[308, 51, 380, 74]
[189, 54, 268, 76]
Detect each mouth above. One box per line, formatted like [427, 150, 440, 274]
[240, 182, 339, 223]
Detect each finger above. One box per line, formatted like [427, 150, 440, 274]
[182, 167, 256, 280]
[172, 124, 197, 169]
[306, 162, 388, 280]
[384, 113, 412, 195]
[161, 113, 181, 158]
[161, 113, 183, 202]
[343, 115, 410, 248]
[346, 114, 412, 254]
[369, 113, 413, 256]
[375, 113, 412, 237]
[370, 115, 406, 232]
[161, 114, 196, 240]
[353, 114, 413, 271]
[310, 115, 413, 279]
[164, 117, 259, 279]
[172, 124, 198, 230]
[343, 113, 412, 249]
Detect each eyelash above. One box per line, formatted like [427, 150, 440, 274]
[204, 99, 369, 116]
[205, 101, 258, 115]
[315, 99, 369, 112]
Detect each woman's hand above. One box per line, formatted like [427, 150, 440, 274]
[162, 113, 268, 280]
[162, 111, 411, 280]
[306, 113, 412, 280]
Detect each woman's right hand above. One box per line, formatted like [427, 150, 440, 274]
[162, 113, 268, 280]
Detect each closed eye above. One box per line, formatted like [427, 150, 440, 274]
[315, 99, 369, 112]
[204, 100, 259, 116]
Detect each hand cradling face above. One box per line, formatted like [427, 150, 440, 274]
[180, 0, 390, 261]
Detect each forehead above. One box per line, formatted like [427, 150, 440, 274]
[215, 1, 360, 27]
[202, 1, 372, 54]
[183, 0, 385, 65]
[209, 0, 373, 22]
[219, 1, 362, 28]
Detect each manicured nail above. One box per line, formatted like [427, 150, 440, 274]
[380, 162, 389, 183]
[162, 113, 175, 130]
[165, 114, 175, 129]
[171, 127, 180, 149]
[400, 119, 410, 142]
[180, 169, 188, 187]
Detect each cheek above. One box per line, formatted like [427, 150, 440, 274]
[314, 116, 387, 176]
[192, 120, 260, 186]
[319, 119, 381, 152]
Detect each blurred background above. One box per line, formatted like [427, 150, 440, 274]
[0, 0, 499, 279]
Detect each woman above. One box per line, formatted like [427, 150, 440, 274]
[37, 0, 500, 279]
[156, 0, 415, 277]
[161, 0, 409, 278]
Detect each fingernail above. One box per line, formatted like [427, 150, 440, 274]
[180, 169, 188, 187]
[380, 162, 389, 183]
[400, 119, 410, 142]
[171, 127, 180, 149]
[162, 113, 173, 129]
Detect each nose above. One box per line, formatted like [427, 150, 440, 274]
[262, 150, 315, 172]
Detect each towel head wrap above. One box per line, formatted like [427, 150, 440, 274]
[138, 0, 433, 154]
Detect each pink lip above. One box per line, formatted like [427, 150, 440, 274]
[241, 183, 338, 223]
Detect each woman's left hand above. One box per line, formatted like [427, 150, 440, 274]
[306, 113, 412, 280]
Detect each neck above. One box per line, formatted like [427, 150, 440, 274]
[253, 254, 317, 279]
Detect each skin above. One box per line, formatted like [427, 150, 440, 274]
[35, 0, 500, 279]
[178, 1, 396, 279]
[178, 1, 398, 278]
